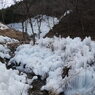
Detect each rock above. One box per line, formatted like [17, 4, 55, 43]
[0, 57, 5, 63]
[28, 76, 48, 95]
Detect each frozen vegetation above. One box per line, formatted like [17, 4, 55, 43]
[7, 37, 95, 95]
[0, 35, 18, 60]
[0, 62, 29, 95]
[0, 44, 30, 95]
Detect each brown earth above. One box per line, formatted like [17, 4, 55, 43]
[0, 28, 29, 41]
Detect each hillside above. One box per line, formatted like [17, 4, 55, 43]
[0, 23, 29, 41]
[45, 0, 95, 39]
[0, 0, 72, 24]
[8, 15, 59, 37]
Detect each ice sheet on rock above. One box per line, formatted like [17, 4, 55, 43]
[64, 68, 95, 95]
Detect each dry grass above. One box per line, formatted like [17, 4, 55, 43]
[0, 28, 29, 41]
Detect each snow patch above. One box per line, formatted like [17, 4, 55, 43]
[0, 23, 9, 30]
[0, 35, 19, 44]
[0, 0, 22, 9]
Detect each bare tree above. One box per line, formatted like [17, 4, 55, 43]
[35, 15, 43, 39]
[29, 18, 36, 45]
[14, 0, 36, 43]
[21, 21, 25, 40]
[25, 20, 28, 34]
[22, 0, 36, 44]
[0, 0, 6, 23]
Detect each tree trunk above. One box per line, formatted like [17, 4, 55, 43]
[37, 17, 42, 39]
[29, 18, 36, 45]
[22, 22, 25, 41]
[1, 11, 5, 23]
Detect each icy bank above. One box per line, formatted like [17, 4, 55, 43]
[8, 37, 95, 95]
[0, 62, 29, 95]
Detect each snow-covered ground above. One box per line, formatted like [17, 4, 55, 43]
[0, 44, 10, 59]
[8, 15, 59, 37]
[0, 35, 19, 61]
[0, 23, 19, 43]
[8, 37, 95, 95]
[0, 0, 22, 9]
[0, 62, 29, 95]
[0, 42, 30, 95]
[0, 36, 18, 44]
[0, 36, 30, 95]
[0, 35, 19, 60]
[0, 23, 9, 30]
[0, 35, 18, 60]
